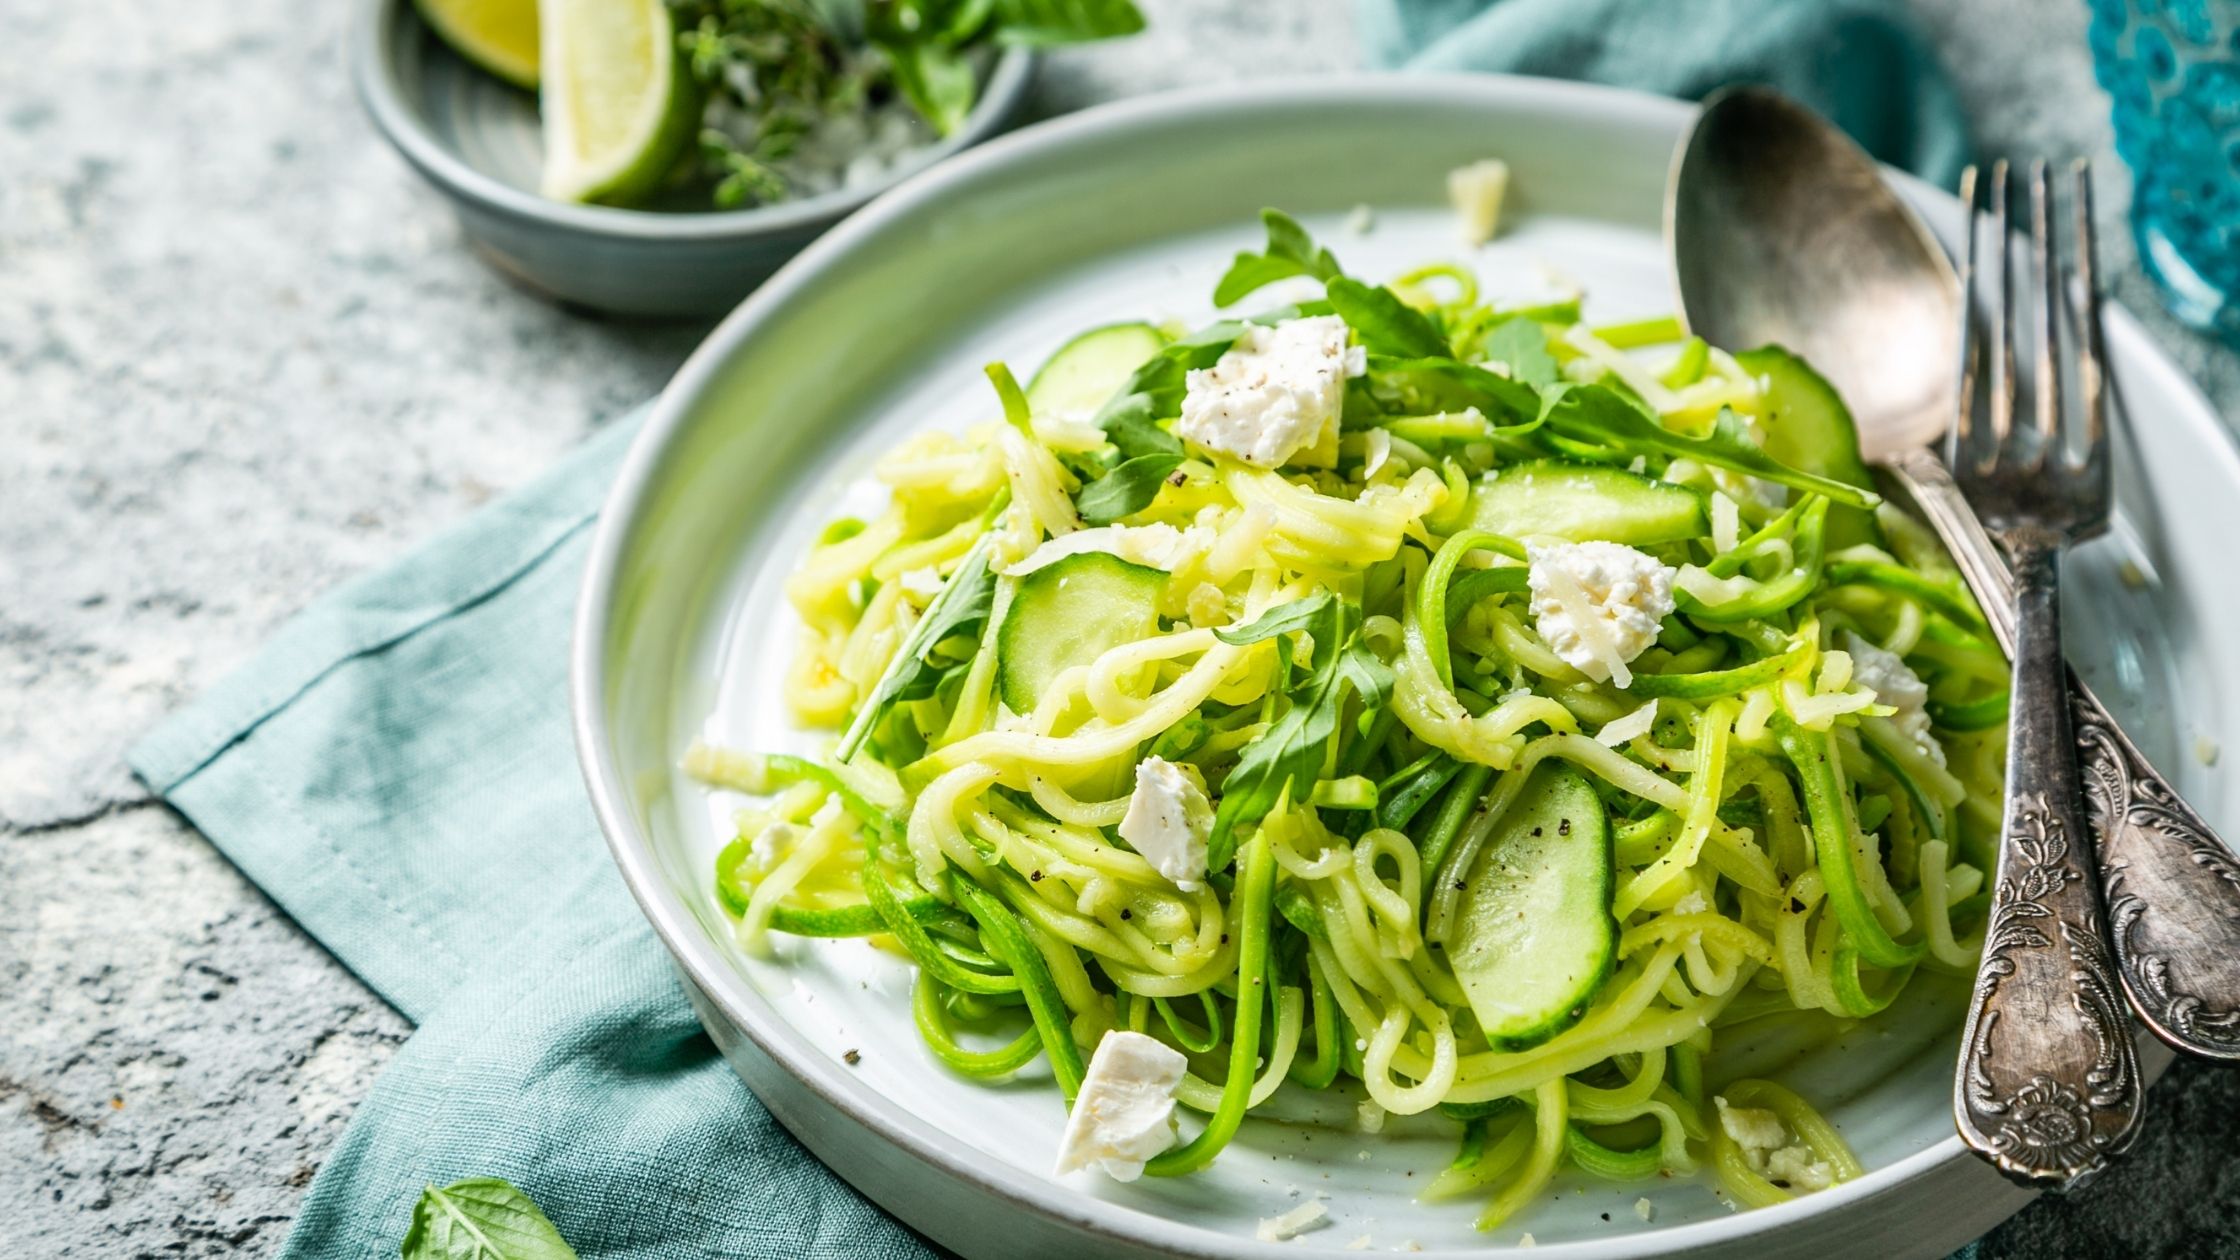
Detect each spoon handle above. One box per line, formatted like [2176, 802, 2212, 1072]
[1889, 448, 2240, 1063]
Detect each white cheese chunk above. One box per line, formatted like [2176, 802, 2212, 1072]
[1525, 540, 1677, 688]
[1634, 1197, 1656, 1222]
[1716, 1096, 1838, 1192]
[1842, 631, 1945, 769]
[748, 821, 800, 873]
[1003, 522, 1212, 577]
[1448, 158, 1510, 246]
[1765, 1143, 1837, 1192]
[1118, 757, 1213, 891]
[1255, 1199, 1330, 1243]
[1053, 1031, 1188, 1182]
[1596, 699, 1660, 747]
[1178, 315, 1364, 468]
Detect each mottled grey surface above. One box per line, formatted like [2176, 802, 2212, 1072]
[2, 0, 2235, 1257]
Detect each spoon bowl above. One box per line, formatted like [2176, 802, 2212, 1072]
[1668, 86, 1960, 457]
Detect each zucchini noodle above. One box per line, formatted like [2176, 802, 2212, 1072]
[691, 219, 2002, 1231]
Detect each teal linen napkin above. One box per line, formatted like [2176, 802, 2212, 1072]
[132, 9, 1975, 1256]
[1360, 0, 1970, 187]
[129, 415, 926, 1259]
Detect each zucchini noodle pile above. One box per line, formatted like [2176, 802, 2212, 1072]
[691, 210, 2006, 1228]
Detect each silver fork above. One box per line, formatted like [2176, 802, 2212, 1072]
[1948, 159, 2142, 1191]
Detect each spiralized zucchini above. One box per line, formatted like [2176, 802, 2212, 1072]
[692, 210, 2002, 1228]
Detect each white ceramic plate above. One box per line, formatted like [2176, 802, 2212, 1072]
[574, 76, 2237, 1259]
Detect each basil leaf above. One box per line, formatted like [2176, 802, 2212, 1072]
[1076, 453, 1184, 524]
[1482, 317, 1559, 389]
[837, 530, 1000, 760]
[1214, 591, 1334, 646]
[400, 1179, 578, 1260]
[1538, 385, 1880, 508]
[992, 0, 1146, 44]
[1327, 278, 1449, 360]
[1214, 209, 1344, 307]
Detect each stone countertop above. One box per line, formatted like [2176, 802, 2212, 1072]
[3, 1, 2235, 1255]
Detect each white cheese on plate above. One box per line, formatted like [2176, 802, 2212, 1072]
[1715, 1096, 1837, 1192]
[1255, 1199, 1330, 1242]
[748, 821, 800, 873]
[1177, 315, 1364, 468]
[1842, 631, 1944, 768]
[1448, 158, 1510, 246]
[1118, 756, 1213, 891]
[1525, 540, 1676, 688]
[1004, 522, 1212, 578]
[1053, 1031, 1188, 1182]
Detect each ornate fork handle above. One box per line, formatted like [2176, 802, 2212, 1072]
[1892, 448, 2240, 1063]
[1950, 533, 2140, 1189]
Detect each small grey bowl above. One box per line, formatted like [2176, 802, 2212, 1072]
[351, 0, 1036, 319]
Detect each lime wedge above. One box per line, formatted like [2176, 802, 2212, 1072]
[414, 0, 541, 90]
[538, 0, 699, 206]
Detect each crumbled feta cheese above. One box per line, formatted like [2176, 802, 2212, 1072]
[1596, 699, 1660, 747]
[1842, 631, 1944, 768]
[1672, 890, 1710, 916]
[897, 566, 945, 601]
[1345, 1236, 1374, 1252]
[1526, 540, 1677, 687]
[749, 821, 800, 872]
[1256, 1200, 1330, 1242]
[1004, 522, 1212, 577]
[1518, 1233, 1536, 1248]
[1053, 1031, 1188, 1181]
[1765, 1143, 1836, 1192]
[1178, 316, 1364, 468]
[1634, 1197, 1656, 1222]
[1448, 158, 1510, 246]
[1118, 757, 1214, 891]
[1345, 203, 1377, 236]
[1716, 1096, 1836, 1192]
[1356, 1101, 1387, 1133]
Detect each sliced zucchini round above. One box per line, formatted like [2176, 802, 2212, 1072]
[1470, 460, 1706, 546]
[1447, 762, 1616, 1051]
[1025, 322, 1168, 421]
[996, 551, 1167, 713]
[1734, 346, 1884, 550]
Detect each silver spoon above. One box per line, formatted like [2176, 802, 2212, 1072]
[1668, 83, 2240, 1151]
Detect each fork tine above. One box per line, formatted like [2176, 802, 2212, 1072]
[1987, 160, 2016, 469]
[2029, 161, 2059, 463]
[1951, 164, 1980, 474]
[2070, 160, 2109, 479]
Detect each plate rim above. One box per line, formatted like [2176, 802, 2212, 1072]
[572, 72, 2240, 1258]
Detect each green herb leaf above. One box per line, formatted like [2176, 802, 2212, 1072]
[1365, 354, 1543, 426]
[1206, 600, 1391, 870]
[1482, 317, 1559, 389]
[838, 528, 1001, 760]
[881, 38, 978, 136]
[1213, 210, 1344, 307]
[1075, 453, 1184, 523]
[1327, 279, 1449, 360]
[1539, 387, 1878, 508]
[985, 361, 1032, 431]
[1213, 591, 1334, 646]
[991, 0, 1146, 45]
[400, 1178, 578, 1260]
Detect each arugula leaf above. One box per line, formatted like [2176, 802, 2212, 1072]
[1537, 385, 1880, 508]
[1327, 279, 1449, 360]
[837, 529, 1001, 760]
[1214, 210, 1344, 307]
[1206, 600, 1392, 870]
[1365, 355, 1542, 425]
[1482, 317, 1559, 389]
[1075, 453, 1184, 524]
[992, 0, 1146, 45]
[1214, 592, 1334, 646]
[400, 1179, 578, 1260]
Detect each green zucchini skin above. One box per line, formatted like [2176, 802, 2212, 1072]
[1025, 322, 1168, 420]
[1470, 460, 1706, 546]
[1447, 762, 1617, 1051]
[1733, 346, 1884, 550]
[996, 551, 1167, 713]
